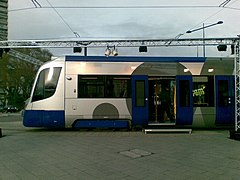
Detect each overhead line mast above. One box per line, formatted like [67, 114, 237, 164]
[8, 49, 43, 66]
[0, 37, 238, 48]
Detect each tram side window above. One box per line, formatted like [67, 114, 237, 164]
[192, 76, 214, 107]
[135, 80, 145, 106]
[78, 76, 131, 98]
[78, 76, 105, 98]
[217, 80, 229, 107]
[32, 67, 62, 102]
[179, 80, 190, 107]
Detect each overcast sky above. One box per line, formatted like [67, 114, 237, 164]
[8, 0, 240, 56]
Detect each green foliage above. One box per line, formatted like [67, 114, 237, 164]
[0, 48, 52, 109]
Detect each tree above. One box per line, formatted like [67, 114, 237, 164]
[0, 48, 52, 109]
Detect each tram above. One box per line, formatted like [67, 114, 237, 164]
[23, 56, 235, 129]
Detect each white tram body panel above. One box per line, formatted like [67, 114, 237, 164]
[64, 61, 141, 127]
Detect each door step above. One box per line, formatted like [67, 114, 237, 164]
[148, 122, 175, 126]
[143, 128, 192, 134]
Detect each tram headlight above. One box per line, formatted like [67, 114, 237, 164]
[208, 68, 214, 73]
[184, 68, 190, 73]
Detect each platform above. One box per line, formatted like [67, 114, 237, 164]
[0, 113, 239, 179]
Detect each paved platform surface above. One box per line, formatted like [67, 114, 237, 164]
[0, 113, 240, 179]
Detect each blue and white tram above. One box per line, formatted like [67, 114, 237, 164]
[23, 56, 235, 129]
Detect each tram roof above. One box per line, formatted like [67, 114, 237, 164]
[65, 56, 206, 63]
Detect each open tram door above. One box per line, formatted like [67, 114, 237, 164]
[148, 77, 176, 124]
[131, 75, 149, 127]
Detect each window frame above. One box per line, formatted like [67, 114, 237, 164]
[78, 75, 132, 98]
[192, 76, 214, 107]
[31, 67, 62, 102]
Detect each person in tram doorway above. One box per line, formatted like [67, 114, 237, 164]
[159, 86, 171, 122]
[153, 83, 162, 122]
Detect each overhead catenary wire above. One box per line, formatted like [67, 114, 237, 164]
[9, 1, 240, 12]
[45, 0, 78, 38]
[219, 0, 231, 7]
[11, 1, 240, 34]
[9, 5, 223, 12]
[31, 0, 42, 8]
[186, 0, 239, 31]
[9, 0, 240, 41]
[171, 0, 238, 48]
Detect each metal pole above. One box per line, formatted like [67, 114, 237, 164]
[235, 41, 240, 132]
[84, 47, 87, 56]
[203, 23, 206, 57]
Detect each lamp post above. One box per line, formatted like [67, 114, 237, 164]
[186, 21, 223, 57]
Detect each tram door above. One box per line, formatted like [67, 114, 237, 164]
[132, 75, 149, 126]
[176, 76, 193, 125]
[215, 76, 234, 125]
[148, 77, 176, 124]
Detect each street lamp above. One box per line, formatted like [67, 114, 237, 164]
[186, 21, 223, 57]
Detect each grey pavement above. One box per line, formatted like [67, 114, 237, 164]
[0, 113, 240, 180]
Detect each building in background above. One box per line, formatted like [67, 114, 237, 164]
[0, 0, 7, 109]
[0, 0, 7, 40]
